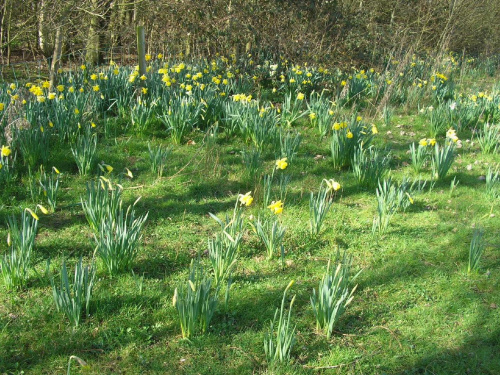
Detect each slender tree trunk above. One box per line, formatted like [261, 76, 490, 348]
[49, 26, 62, 87]
[86, 0, 101, 64]
[38, 0, 51, 57]
[0, 0, 7, 64]
[5, 0, 11, 65]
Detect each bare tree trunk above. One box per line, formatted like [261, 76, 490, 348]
[5, 0, 11, 65]
[49, 26, 62, 87]
[0, 0, 7, 64]
[38, 0, 52, 57]
[86, 0, 101, 64]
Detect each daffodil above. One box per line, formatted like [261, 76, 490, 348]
[371, 125, 378, 134]
[268, 200, 284, 214]
[125, 168, 133, 178]
[419, 138, 428, 147]
[323, 178, 341, 192]
[37, 204, 49, 214]
[53, 166, 60, 174]
[25, 208, 39, 221]
[297, 92, 305, 100]
[276, 157, 288, 170]
[1, 145, 11, 157]
[346, 131, 353, 139]
[238, 191, 253, 206]
[99, 163, 113, 173]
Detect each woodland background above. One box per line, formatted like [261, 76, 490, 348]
[1, 0, 499, 67]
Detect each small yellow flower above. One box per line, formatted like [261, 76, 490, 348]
[145, 54, 152, 61]
[48, 93, 56, 100]
[332, 122, 341, 131]
[238, 191, 253, 206]
[56, 85, 64, 92]
[10, 83, 16, 90]
[346, 131, 353, 139]
[92, 85, 100, 92]
[80, 64, 86, 70]
[356, 116, 362, 122]
[90, 74, 98, 81]
[79, 87, 84, 93]
[341, 80, 346, 86]
[37, 204, 49, 214]
[25, 208, 39, 221]
[371, 125, 378, 134]
[125, 168, 133, 179]
[268, 200, 284, 214]
[69, 86, 75, 93]
[157, 53, 163, 59]
[1, 145, 11, 157]
[53, 166, 60, 174]
[142, 87, 148, 94]
[0, 103, 4, 111]
[324, 178, 341, 192]
[101, 163, 113, 173]
[419, 138, 428, 147]
[140, 75, 147, 81]
[276, 157, 288, 170]
[37, 96, 46, 103]
[74, 108, 80, 115]
[309, 112, 317, 120]
[429, 138, 436, 146]
[297, 92, 305, 100]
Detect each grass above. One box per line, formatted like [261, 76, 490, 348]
[0, 58, 499, 374]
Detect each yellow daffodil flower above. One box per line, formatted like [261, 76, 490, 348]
[37, 204, 49, 214]
[268, 200, 284, 214]
[276, 157, 288, 170]
[238, 191, 254, 206]
[324, 178, 341, 192]
[25, 208, 39, 221]
[1, 145, 11, 157]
